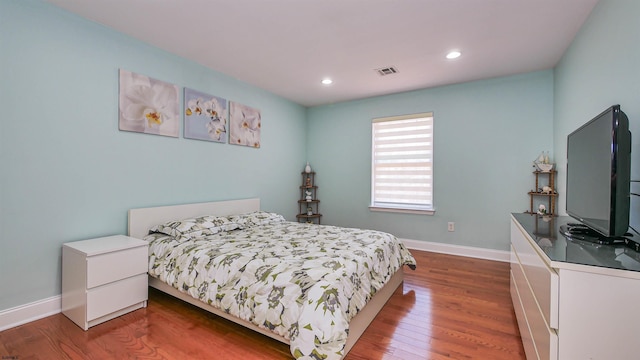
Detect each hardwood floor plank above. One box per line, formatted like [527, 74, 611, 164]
[0, 250, 525, 359]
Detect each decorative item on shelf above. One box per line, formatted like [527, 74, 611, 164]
[305, 190, 312, 201]
[305, 177, 312, 187]
[533, 151, 554, 172]
[305, 162, 311, 173]
[537, 163, 554, 172]
[307, 207, 313, 216]
[540, 185, 554, 194]
[537, 204, 547, 215]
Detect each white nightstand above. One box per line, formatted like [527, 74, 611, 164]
[62, 235, 148, 330]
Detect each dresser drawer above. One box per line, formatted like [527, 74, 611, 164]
[87, 245, 148, 288]
[86, 273, 148, 321]
[511, 220, 559, 329]
[511, 267, 538, 360]
[511, 251, 558, 360]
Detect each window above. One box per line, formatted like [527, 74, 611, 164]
[370, 112, 434, 214]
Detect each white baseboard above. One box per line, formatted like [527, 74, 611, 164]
[0, 295, 61, 332]
[401, 238, 510, 263]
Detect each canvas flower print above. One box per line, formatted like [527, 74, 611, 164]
[183, 88, 228, 143]
[229, 101, 261, 148]
[118, 69, 179, 137]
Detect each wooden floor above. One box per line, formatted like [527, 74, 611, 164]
[0, 250, 525, 359]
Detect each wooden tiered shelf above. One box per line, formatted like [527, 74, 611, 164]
[296, 171, 322, 224]
[526, 170, 557, 216]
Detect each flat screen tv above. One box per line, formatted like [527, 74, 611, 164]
[565, 104, 631, 239]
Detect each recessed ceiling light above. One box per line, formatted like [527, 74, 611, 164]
[321, 78, 333, 85]
[446, 51, 461, 60]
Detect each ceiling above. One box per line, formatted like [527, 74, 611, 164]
[44, 0, 599, 107]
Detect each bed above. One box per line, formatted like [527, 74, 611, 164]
[128, 198, 416, 359]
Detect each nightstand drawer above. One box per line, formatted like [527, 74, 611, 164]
[86, 273, 148, 320]
[87, 246, 148, 288]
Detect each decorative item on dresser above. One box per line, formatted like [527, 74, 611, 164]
[297, 167, 322, 224]
[61, 235, 148, 330]
[526, 169, 557, 216]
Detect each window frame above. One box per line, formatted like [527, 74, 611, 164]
[369, 112, 435, 215]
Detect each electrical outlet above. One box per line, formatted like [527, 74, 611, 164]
[448, 222, 455, 232]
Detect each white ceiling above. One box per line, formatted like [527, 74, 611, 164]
[44, 0, 599, 107]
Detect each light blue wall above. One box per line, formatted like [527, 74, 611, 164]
[306, 71, 554, 251]
[554, 0, 640, 229]
[0, 0, 306, 310]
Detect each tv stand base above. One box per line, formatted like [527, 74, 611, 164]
[559, 224, 624, 245]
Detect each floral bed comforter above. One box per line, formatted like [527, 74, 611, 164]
[145, 211, 416, 360]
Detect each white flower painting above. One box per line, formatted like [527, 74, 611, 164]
[184, 88, 227, 143]
[118, 69, 179, 137]
[229, 101, 261, 148]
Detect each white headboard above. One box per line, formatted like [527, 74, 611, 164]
[128, 198, 260, 239]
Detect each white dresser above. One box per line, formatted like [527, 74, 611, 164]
[62, 235, 148, 330]
[510, 213, 640, 360]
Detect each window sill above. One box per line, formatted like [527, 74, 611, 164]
[369, 206, 435, 215]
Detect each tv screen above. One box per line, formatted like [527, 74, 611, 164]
[566, 105, 631, 238]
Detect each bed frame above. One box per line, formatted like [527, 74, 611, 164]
[128, 198, 404, 356]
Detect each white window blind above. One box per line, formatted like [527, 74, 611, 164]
[371, 113, 433, 212]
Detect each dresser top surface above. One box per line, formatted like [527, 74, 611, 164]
[511, 213, 640, 273]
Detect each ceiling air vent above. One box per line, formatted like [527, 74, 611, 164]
[375, 66, 398, 76]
